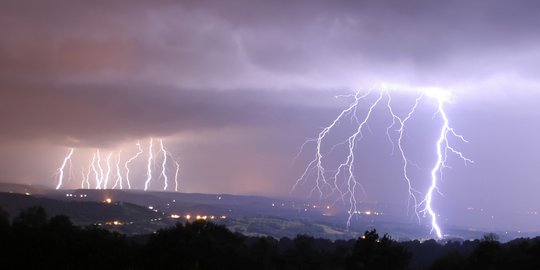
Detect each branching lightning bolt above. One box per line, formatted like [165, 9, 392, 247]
[80, 169, 87, 189]
[112, 151, 123, 189]
[174, 160, 180, 192]
[82, 165, 91, 189]
[103, 152, 113, 189]
[95, 149, 104, 189]
[55, 148, 74, 189]
[420, 95, 473, 238]
[54, 138, 181, 192]
[159, 139, 169, 190]
[90, 153, 99, 189]
[336, 91, 384, 227]
[386, 92, 424, 221]
[144, 138, 154, 191]
[293, 91, 371, 197]
[295, 88, 472, 239]
[124, 141, 143, 189]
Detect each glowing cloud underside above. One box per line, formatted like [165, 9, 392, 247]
[294, 88, 472, 239]
[55, 138, 181, 192]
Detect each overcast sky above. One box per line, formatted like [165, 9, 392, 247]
[1, 0, 540, 232]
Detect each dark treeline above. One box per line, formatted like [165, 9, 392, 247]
[2, 207, 540, 269]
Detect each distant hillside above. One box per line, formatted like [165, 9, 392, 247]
[0, 183, 516, 241]
[0, 192, 168, 234]
[0, 182, 51, 194]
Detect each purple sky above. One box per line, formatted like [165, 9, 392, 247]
[2, 0, 540, 231]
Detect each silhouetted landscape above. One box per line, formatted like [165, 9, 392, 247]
[3, 205, 540, 269]
[2, 185, 540, 269]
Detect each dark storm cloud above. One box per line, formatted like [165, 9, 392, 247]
[2, 0, 540, 144]
[0, 82, 338, 146]
[2, 0, 540, 93]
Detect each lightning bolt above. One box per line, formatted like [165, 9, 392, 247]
[293, 90, 372, 197]
[80, 169, 87, 189]
[335, 91, 384, 227]
[55, 148, 74, 189]
[174, 160, 180, 192]
[295, 88, 472, 239]
[159, 139, 169, 190]
[420, 95, 473, 239]
[95, 149, 104, 189]
[103, 152, 113, 189]
[54, 138, 181, 192]
[112, 151, 123, 189]
[144, 138, 154, 191]
[386, 92, 424, 221]
[82, 156, 93, 189]
[90, 152, 100, 189]
[124, 141, 143, 190]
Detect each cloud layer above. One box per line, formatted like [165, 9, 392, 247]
[3, 0, 540, 91]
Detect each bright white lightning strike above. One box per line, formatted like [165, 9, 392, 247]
[386, 92, 424, 221]
[82, 165, 91, 189]
[80, 169, 87, 189]
[55, 148, 74, 190]
[102, 152, 113, 189]
[174, 160, 180, 192]
[144, 138, 154, 191]
[55, 138, 181, 191]
[81, 155, 93, 189]
[159, 139, 169, 190]
[95, 149, 104, 189]
[124, 141, 143, 189]
[112, 151, 123, 189]
[90, 153, 100, 189]
[295, 88, 472, 239]
[421, 96, 473, 239]
[337, 91, 384, 228]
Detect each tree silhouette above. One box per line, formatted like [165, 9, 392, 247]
[348, 229, 410, 270]
[139, 220, 249, 269]
[0, 206, 9, 233]
[7, 206, 540, 269]
[12, 206, 47, 228]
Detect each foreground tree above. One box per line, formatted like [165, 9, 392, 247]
[348, 229, 411, 270]
[139, 220, 250, 269]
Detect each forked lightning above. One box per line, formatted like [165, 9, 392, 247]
[295, 87, 472, 238]
[55, 138, 181, 192]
